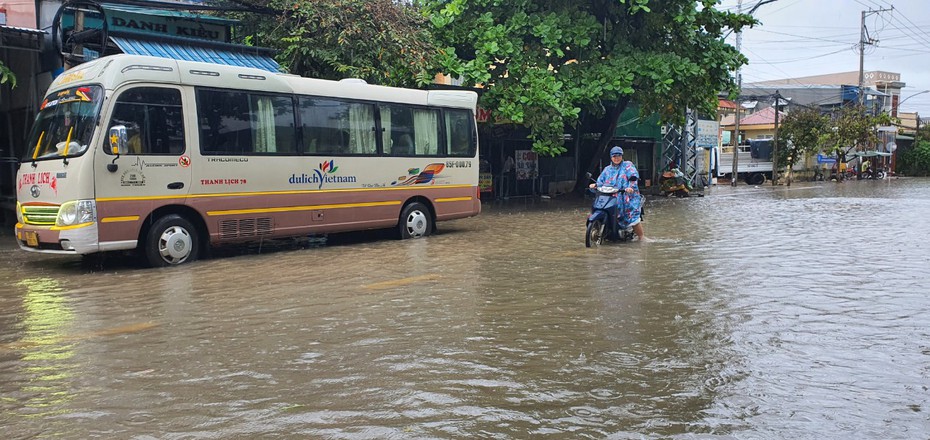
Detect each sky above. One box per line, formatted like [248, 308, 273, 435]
[717, 0, 930, 116]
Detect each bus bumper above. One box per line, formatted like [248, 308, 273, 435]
[15, 222, 100, 255]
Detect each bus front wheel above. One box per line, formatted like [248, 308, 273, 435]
[398, 202, 432, 239]
[144, 214, 200, 267]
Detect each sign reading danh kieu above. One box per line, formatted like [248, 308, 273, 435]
[62, 6, 229, 43]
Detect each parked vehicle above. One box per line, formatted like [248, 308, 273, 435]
[859, 165, 886, 180]
[712, 139, 802, 185]
[660, 164, 692, 197]
[14, 54, 481, 267]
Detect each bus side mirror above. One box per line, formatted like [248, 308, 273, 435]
[107, 125, 127, 172]
[109, 125, 128, 155]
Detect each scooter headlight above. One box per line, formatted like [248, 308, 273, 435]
[56, 200, 97, 226]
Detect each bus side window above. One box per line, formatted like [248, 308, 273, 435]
[300, 97, 375, 155]
[108, 87, 184, 155]
[198, 89, 251, 154]
[379, 104, 440, 156]
[380, 104, 414, 156]
[445, 109, 475, 157]
[250, 95, 296, 154]
[412, 108, 439, 155]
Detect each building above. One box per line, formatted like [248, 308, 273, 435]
[719, 106, 787, 143]
[748, 70, 904, 114]
[0, 3, 43, 213]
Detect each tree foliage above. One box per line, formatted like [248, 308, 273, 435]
[821, 104, 893, 159]
[421, 0, 756, 156]
[775, 106, 830, 168]
[898, 139, 930, 176]
[229, 0, 438, 87]
[0, 61, 15, 88]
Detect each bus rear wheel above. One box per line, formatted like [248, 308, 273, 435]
[398, 202, 432, 239]
[144, 214, 200, 267]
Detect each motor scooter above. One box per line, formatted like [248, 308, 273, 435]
[585, 174, 638, 247]
[659, 164, 693, 197]
[859, 165, 886, 180]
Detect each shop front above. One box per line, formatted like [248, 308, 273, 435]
[55, 2, 280, 71]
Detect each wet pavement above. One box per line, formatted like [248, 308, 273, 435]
[1, 178, 929, 438]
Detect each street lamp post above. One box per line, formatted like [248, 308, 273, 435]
[897, 90, 928, 136]
[898, 90, 929, 112]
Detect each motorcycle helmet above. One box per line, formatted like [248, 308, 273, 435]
[610, 146, 623, 156]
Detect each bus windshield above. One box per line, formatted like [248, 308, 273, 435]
[24, 85, 103, 161]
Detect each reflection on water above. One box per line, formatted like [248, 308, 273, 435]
[6, 278, 76, 418]
[0, 179, 929, 438]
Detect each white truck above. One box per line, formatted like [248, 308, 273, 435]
[711, 139, 800, 185]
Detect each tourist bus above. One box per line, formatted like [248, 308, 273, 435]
[15, 54, 480, 267]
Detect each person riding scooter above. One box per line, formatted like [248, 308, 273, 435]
[589, 146, 645, 241]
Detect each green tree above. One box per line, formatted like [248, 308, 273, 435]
[775, 106, 830, 180]
[822, 104, 893, 173]
[0, 61, 15, 88]
[230, 0, 438, 87]
[898, 139, 930, 176]
[421, 0, 755, 159]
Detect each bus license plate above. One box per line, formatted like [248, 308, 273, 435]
[25, 231, 39, 247]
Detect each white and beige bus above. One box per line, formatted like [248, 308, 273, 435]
[15, 54, 480, 267]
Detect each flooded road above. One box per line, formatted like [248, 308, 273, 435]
[1, 178, 929, 439]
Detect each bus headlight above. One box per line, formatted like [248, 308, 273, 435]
[56, 200, 97, 226]
[16, 201, 24, 224]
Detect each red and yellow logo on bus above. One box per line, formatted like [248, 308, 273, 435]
[391, 163, 445, 186]
[289, 160, 357, 189]
[320, 160, 338, 174]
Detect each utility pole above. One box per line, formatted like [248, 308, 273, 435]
[858, 7, 893, 105]
[731, 0, 743, 187]
[732, 80, 741, 186]
[772, 91, 779, 186]
[917, 113, 921, 143]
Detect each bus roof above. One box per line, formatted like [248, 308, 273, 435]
[47, 54, 477, 110]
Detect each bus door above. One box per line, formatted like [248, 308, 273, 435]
[95, 86, 193, 235]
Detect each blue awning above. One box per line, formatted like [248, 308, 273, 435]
[111, 36, 281, 73]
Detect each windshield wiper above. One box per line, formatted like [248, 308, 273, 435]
[30, 131, 45, 167]
[62, 126, 74, 164]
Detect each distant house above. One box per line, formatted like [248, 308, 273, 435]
[719, 106, 787, 145]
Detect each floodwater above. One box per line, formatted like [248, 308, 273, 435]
[1, 178, 929, 439]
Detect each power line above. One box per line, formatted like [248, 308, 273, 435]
[748, 47, 855, 64]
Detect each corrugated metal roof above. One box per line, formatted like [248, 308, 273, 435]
[101, 2, 236, 24]
[0, 25, 47, 36]
[111, 36, 280, 72]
